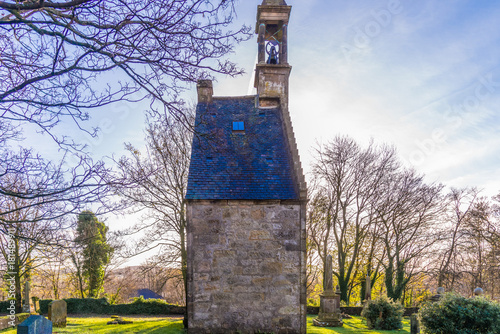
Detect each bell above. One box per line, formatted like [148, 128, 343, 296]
[267, 45, 278, 64]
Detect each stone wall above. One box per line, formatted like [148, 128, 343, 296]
[187, 200, 306, 334]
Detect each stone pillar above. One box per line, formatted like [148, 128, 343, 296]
[410, 314, 420, 334]
[22, 281, 31, 313]
[281, 24, 288, 64]
[313, 255, 343, 327]
[365, 275, 372, 302]
[258, 23, 266, 63]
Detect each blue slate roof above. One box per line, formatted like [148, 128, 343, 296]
[186, 96, 299, 200]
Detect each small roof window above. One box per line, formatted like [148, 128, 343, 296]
[232, 121, 244, 131]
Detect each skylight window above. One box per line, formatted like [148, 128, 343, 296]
[232, 121, 244, 131]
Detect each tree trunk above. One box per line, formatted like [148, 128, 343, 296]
[14, 237, 22, 313]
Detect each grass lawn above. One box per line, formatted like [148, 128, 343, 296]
[306, 315, 410, 334]
[0, 315, 410, 333]
[0, 315, 184, 334]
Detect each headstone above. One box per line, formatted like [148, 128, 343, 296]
[48, 300, 67, 328]
[410, 314, 420, 334]
[365, 274, 372, 302]
[17, 315, 52, 334]
[430, 287, 444, 302]
[31, 298, 39, 314]
[313, 255, 343, 327]
[474, 287, 484, 296]
[22, 282, 31, 313]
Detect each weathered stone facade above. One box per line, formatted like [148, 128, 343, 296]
[187, 200, 306, 334]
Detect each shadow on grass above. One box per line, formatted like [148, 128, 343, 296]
[134, 321, 184, 334]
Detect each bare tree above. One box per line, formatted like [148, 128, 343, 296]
[113, 110, 192, 305]
[310, 136, 399, 303]
[306, 181, 327, 300]
[0, 0, 251, 148]
[0, 149, 113, 224]
[375, 168, 444, 301]
[0, 0, 250, 228]
[0, 173, 70, 312]
[435, 188, 480, 289]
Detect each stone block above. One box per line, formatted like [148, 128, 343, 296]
[0, 318, 11, 331]
[48, 300, 67, 328]
[252, 277, 273, 285]
[260, 262, 283, 275]
[17, 315, 52, 334]
[249, 230, 271, 240]
[251, 209, 265, 219]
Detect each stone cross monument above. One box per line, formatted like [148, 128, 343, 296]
[313, 255, 343, 327]
[22, 281, 31, 313]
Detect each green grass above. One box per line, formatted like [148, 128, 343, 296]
[306, 315, 410, 334]
[0, 315, 410, 333]
[0, 316, 184, 334]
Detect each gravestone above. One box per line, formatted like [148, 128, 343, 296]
[313, 255, 343, 327]
[17, 315, 52, 334]
[410, 314, 420, 334]
[22, 282, 31, 313]
[430, 287, 444, 302]
[31, 298, 39, 314]
[48, 300, 67, 328]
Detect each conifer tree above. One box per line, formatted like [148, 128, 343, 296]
[75, 211, 113, 298]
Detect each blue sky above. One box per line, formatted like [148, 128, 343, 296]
[51, 0, 500, 197]
[210, 0, 500, 196]
[26, 0, 500, 264]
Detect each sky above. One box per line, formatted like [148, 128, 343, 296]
[211, 0, 500, 198]
[58, 0, 500, 196]
[26, 0, 500, 265]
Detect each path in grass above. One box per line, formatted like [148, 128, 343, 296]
[0, 315, 410, 333]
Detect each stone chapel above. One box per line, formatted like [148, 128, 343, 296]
[185, 1, 307, 333]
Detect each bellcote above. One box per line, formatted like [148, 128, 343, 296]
[254, 0, 292, 106]
[256, 0, 291, 65]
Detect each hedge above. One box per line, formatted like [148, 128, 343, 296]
[419, 293, 500, 334]
[38, 297, 185, 316]
[0, 301, 13, 314]
[361, 296, 404, 330]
